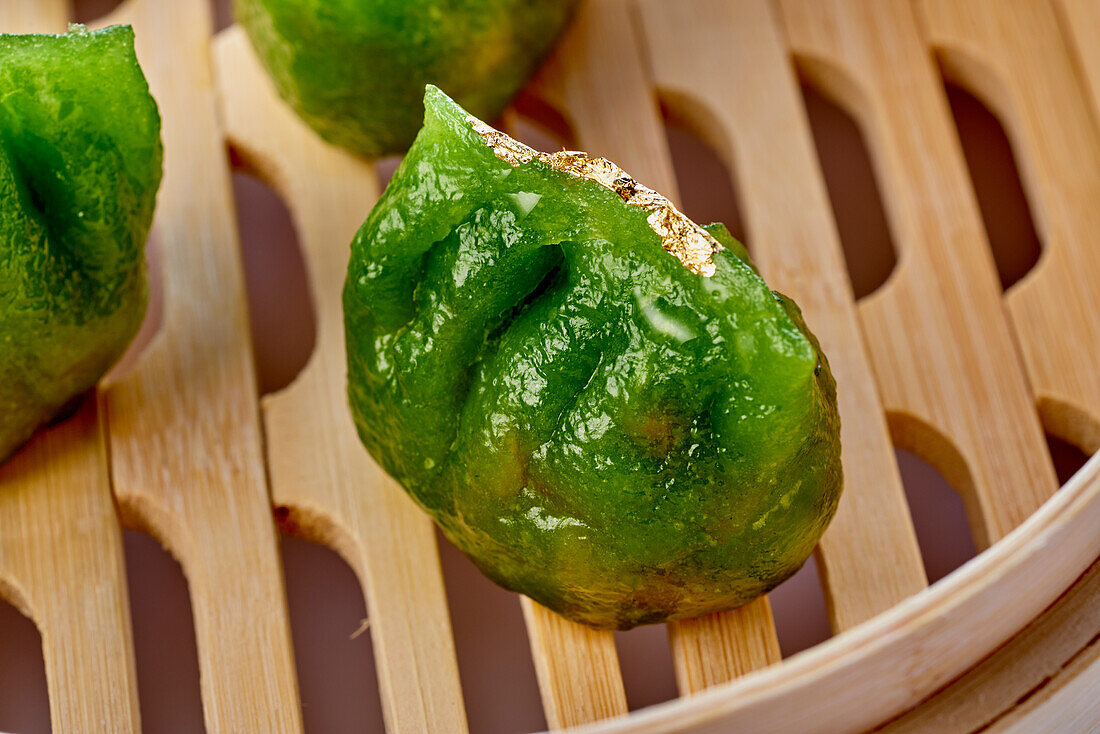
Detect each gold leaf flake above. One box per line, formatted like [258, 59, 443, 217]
[467, 116, 721, 277]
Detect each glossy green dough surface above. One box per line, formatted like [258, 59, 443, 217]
[344, 87, 842, 629]
[0, 25, 162, 462]
[234, 0, 578, 157]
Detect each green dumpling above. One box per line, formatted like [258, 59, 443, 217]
[0, 25, 162, 462]
[234, 0, 578, 157]
[344, 86, 842, 629]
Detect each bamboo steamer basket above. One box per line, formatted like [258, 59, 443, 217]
[1, 0, 1099, 731]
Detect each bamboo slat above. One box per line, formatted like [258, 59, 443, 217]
[213, 27, 468, 733]
[522, 599, 630, 728]
[914, 0, 1100, 457]
[0, 401, 139, 733]
[96, 1, 303, 730]
[637, 0, 926, 635]
[777, 0, 1058, 549]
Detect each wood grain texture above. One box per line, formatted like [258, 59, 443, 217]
[0, 3, 140, 732]
[1, 0, 68, 31]
[990, 634, 1100, 733]
[1057, 0, 1100, 178]
[638, 0, 926, 634]
[96, 1, 303, 731]
[777, 0, 1058, 549]
[913, 0, 1100, 459]
[2, 3, 1097, 732]
[213, 27, 468, 733]
[879, 556, 1100, 733]
[0, 399, 140, 733]
[666, 601, 781, 694]
[569, 453, 1100, 733]
[1056, 5, 1100, 453]
[522, 599, 629, 729]
[533, 0, 781, 697]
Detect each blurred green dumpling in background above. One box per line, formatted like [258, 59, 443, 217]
[234, 0, 579, 157]
[343, 87, 843, 629]
[0, 25, 162, 462]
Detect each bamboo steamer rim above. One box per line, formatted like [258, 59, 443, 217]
[570, 452, 1100, 733]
